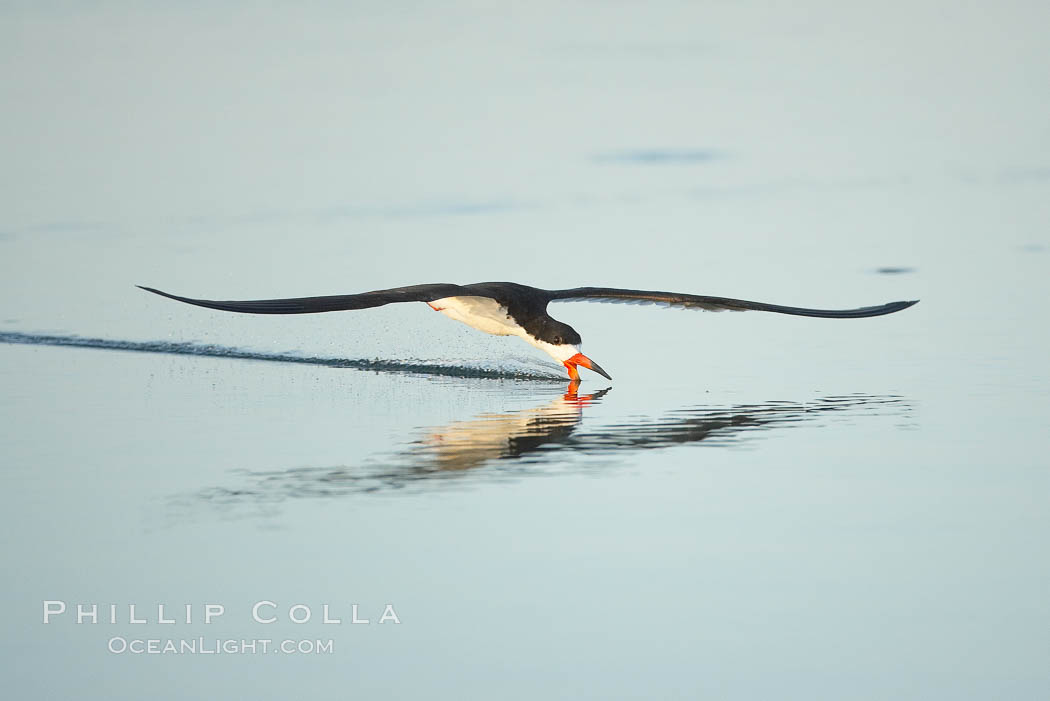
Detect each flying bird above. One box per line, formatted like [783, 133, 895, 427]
[138, 282, 918, 381]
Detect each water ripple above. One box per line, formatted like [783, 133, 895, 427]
[0, 331, 562, 380]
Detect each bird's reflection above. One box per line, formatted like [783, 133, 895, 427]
[419, 382, 610, 471]
[187, 383, 910, 506]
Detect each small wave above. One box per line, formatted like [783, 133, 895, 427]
[0, 331, 563, 380]
[591, 149, 721, 165]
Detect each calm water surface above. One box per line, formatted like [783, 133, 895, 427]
[1, 2, 1048, 699]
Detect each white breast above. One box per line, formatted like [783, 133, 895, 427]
[429, 296, 524, 337]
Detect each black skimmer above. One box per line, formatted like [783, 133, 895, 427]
[138, 283, 918, 381]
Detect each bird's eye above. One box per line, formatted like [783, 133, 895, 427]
[552, 336, 562, 344]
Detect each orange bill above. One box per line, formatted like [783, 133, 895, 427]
[564, 352, 612, 381]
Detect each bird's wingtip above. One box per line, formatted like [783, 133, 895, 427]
[137, 285, 176, 300]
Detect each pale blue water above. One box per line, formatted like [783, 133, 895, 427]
[2, 2, 1049, 699]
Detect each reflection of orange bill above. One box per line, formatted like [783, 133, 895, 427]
[563, 382, 605, 403]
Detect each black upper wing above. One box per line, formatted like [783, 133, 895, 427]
[547, 287, 918, 319]
[137, 283, 468, 314]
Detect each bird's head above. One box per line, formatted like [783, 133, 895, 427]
[530, 319, 612, 382]
[538, 318, 582, 348]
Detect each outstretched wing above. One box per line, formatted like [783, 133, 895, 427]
[137, 283, 468, 314]
[547, 287, 918, 319]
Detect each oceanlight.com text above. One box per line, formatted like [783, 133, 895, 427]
[107, 637, 334, 655]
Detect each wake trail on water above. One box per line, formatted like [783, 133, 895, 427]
[0, 331, 564, 380]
